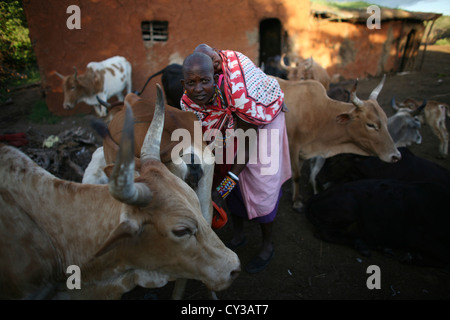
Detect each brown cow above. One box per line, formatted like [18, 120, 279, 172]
[0, 85, 239, 299]
[86, 91, 216, 299]
[275, 75, 401, 211]
[280, 55, 331, 90]
[392, 97, 450, 158]
[56, 56, 132, 117]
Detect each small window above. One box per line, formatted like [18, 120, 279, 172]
[141, 21, 168, 42]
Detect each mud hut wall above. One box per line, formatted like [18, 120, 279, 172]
[23, 0, 309, 116]
[293, 17, 428, 79]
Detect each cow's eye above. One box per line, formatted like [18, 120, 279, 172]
[172, 227, 193, 238]
[366, 123, 378, 130]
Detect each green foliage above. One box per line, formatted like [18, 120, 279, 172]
[310, 0, 385, 10]
[435, 38, 450, 45]
[0, 1, 39, 104]
[29, 99, 61, 124]
[0, 0, 36, 70]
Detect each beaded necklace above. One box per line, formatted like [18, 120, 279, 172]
[205, 82, 234, 149]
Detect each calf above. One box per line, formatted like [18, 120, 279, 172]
[56, 56, 132, 117]
[305, 179, 450, 267]
[393, 97, 450, 158]
[280, 55, 330, 90]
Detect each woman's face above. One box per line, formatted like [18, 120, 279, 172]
[207, 50, 222, 74]
[196, 46, 222, 74]
[181, 62, 215, 106]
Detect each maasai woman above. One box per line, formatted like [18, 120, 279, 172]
[180, 51, 291, 273]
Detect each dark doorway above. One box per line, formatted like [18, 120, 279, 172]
[259, 18, 286, 78]
[400, 29, 417, 72]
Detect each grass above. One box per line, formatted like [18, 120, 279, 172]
[310, 0, 387, 10]
[1, 66, 41, 104]
[29, 99, 61, 124]
[6, 67, 41, 87]
[435, 38, 450, 46]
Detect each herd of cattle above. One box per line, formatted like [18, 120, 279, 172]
[0, 54, 449, 299]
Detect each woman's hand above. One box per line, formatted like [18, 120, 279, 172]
[212, 188, 225, 208]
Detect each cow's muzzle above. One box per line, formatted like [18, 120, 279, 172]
[63, 102, 74, 110]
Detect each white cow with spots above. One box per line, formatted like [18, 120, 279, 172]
[56, 56, 132, 117]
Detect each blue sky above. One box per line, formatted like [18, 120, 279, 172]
[335, 0, 450, 15]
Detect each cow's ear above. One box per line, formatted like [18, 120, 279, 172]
[103, 164, 114, 178]
[95, 214, 142, 257]
[336, 113, 352, 124]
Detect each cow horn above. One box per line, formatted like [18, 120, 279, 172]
[410, 99, 427, 117]
[73, 66, 78, 80]
[369, 74, 386, 101]
[55, 71, 65, 79]
[96, 95, 111, 108]
[279, 53, 290, 70]
[140, 83, 165, 162]
[350, 79, 364, 108]
[305, 57, 313, 70]
[109, 101, 151, 207]
[391, 96, 400, 111]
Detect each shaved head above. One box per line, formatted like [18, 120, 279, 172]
[182, 52, 214, 79]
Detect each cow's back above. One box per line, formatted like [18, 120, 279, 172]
[305, 179, 450, 266]
[276, 78, 333, 139]
[87, 56, 131, 99]
[0, 145, 59, 299]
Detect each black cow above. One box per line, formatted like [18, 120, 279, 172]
[138, 64, 183, 108]
[305, 179, 450, 267]
[314, 147, 450, 194]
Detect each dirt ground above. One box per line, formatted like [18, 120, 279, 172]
[1, 45, 450, 300]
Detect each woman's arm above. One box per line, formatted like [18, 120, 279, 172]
[212, 116, 258, 206]
[229, 116, 259, 177]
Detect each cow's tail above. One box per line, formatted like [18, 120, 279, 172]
[137, 67, 167, 96]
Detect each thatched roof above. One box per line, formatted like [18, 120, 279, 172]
[311, 3, 442, 23]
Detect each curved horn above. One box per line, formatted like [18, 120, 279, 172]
[279, 53, 291, 71]
[305, 57, 313, 70]
[140, 83, 165, 162]
[73, 66, 78, 80]
[369, 74, 386, 101]
[96, 95, 111, 108]
[55, 71, 65, 79]
[410, 99, 427, 117]
[391, 96, 399, 112]
[109, 102, 151, 206]
[350, 79, 364, 108]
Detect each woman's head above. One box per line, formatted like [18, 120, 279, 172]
[195, 44, 222, 74]
[181, 52, 217, 106]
